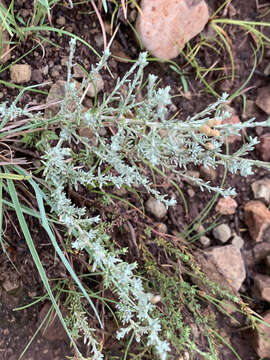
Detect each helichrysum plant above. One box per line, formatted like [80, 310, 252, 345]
[1, 38, 270, 359]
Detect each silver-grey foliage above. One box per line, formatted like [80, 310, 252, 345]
[1, 38, 270, 359]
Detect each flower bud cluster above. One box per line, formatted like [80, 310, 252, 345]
[199, 118, 222, 137]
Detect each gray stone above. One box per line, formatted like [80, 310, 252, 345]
[45, 80, 82, 117]
[94, 34, 104, 47]
[31, 69, 43, 83]
[156, 223, 168, 233]
[251, 178, 270, 204]
[1, 272, 20, 294]
[199, 235, 211, 248]
[244, 242, 270, 267]
[256, 134, 270, 162]
[187, 188, 195, 198]
[213, 223, 231, 243]
[145, 197, 167, 219]
[231, 234, 244, 249]
[215, 197, 237, 215]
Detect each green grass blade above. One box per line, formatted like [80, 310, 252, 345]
[211, 24, 235, 81]
[0, 175, 19, 271]
[210, 328, 242, 360]
[6, 175, 80, 353]
[229, 48, 257, 101]
[21, 26, 101, 58]
[13, 166, 102, 327]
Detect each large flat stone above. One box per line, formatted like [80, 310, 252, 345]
[198, 245, 246, 292]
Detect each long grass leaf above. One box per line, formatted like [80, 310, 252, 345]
[13, 165, 102, 327]
[0, 177, 19, 271]
[6, 175, 81, 353]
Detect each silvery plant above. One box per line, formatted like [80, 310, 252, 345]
[1, 38, 270, 359]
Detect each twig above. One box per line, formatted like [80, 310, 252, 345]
[126, 220, 139, 257]
[91, 0, 107, 51]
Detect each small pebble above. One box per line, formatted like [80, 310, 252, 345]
[199, 165, 216, 182]
[94, 34, 104, 47]
[51, 70, 60, 77]
[251, 178, 270, 204]
[10, 64, 31, 83]
[156, 223, 168, 233]
[231, 234, 244, 249]
[212, 223, 231, 243]
[31, 69, 43, 83]
[56, 16, 66, 26]
[145, 197, 167, 219]
[42, 65, 49, 75]
[215, 197, 238, 215]
[199, 236, 211, 248]
[187, 188, 195, 198]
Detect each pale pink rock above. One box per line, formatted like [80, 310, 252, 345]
[215, 197, 238, 215]
[244, 200, 270, 242]
[204, 245, 246, 291]
[136, 0, 209, 59]
[195, 247, 245, 293]
[251, 178, 270, 204]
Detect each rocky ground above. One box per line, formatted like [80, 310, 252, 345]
[1, 0, 270, 359]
